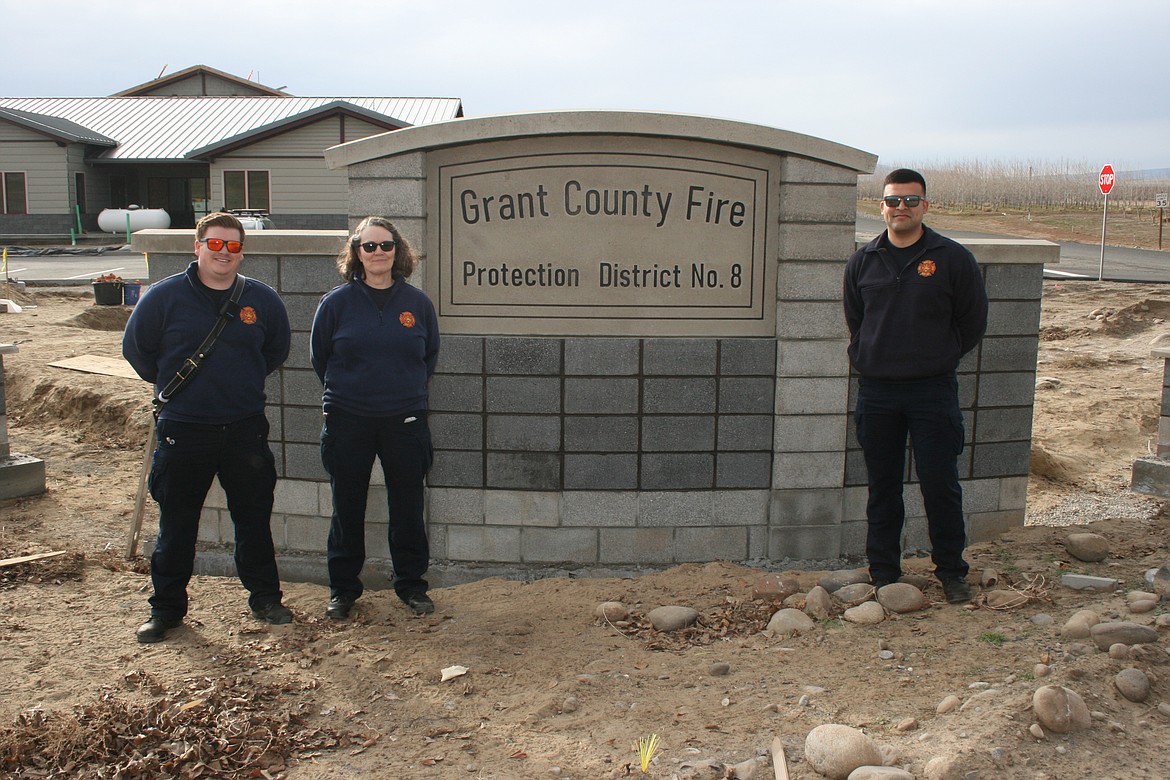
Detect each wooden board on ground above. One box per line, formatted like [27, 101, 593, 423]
[0, 550, 66, 569]
[49, 354, 139, 379]
[771, 736, 790, 780]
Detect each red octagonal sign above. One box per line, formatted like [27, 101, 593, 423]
[1099, 164, 1116, 195]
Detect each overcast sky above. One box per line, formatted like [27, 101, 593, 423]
[4, 0, 1166, 172]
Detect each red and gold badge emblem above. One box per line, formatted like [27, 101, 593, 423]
[917, 259, 937, 277]
[239, 306, 257, 324]
[399, 311, 416, 328]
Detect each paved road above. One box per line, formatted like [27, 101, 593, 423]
[856, 216, 1170, 283]
[2, 247, 149, 286]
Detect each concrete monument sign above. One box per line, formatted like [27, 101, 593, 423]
[431, 138, 774, 335]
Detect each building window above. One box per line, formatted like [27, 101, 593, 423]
[223, 170, 270, 211]
[2, 172, 27, 214]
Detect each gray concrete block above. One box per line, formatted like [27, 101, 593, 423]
[282, 512, 324, 553]
[776, 261, 848, 301]
[768, 523, 842, 561]
[599, 528, 675, 564]
[521, 527, 599, 563]
[843, 448, 869, 487]
[843, 484, 868, 523]
[773, 451, 845, 489]
[748, 526, 768, 558]
[284, 406, 324, 444]
[430, 412, 483, 450]
[643, 377, 716, 413]
[719, 377, 775, 414]
[205, 480, 227, 509]
[564, 338, 640, 375]
[285, 331, 311, 370]
[715, 452, 772, 488]
[1059, 573, 1119, 591]
[446, 525, 522, 562]
[280, 256, 343, 293]
[984, 263, 1044, 300]
[719, 338, 776, 376]
[430, 375, 484, 413]
[717, 415, 775, 451]
[349, 177, 426, 218]
[350, 153, 425, 179]
[265, 373, 285, 409]
[363, 485, 389, 523]
[960, 478, 1001, 515]
[674, 526, 748, 562]
[284, 443, 328, 480]
[774, 414, 847, 453]
[642, 416, 715, 452]
[980, 336, 1040, 373]
[985, 300, 1041, 337]
[776, 377, 849, 414]
[273, 479, 319, 516]
[427, 487, 485, 525]
[777, 223, 857, 262]
[975, 407, 1033, 443]
[713, 489, 770, 526]
[486, 452, 561, 489]
[427, 450, 483, 488]
[781, 157, 860, 185]
[778, 185, 857, 224]
[641, 453, 713, 489]
[283, 369, 324, 407]
[999, 475, 1028, 511]
[958, 348, 979, 374]
[281, 293, 322, 331]
[1131, 455, 1170, 498]
[239, 257, 278, 287]
[435, 336, 483, 374]
[486, 377, 561, 413]
[565, 377, 639, 414]
[977, 371, 1037, 408]
[562, 491, 638, 527]
[485, 490, 560, 527]
[643, 339, 718, 375]
[197, 508, 224, 544]
[971, 441, 1032, 478]
[770, 488, 843, 527]
[486, 337, 562, 374]
[967, 509, 1024, 543]
[639, 491, 714, 527]
[486, 414, 561, 451]
[364, 521, 391, 560]
[840, 518, 867, 557]
[777, 301, 849, 340]
[563, 453, 637, 489]
[777, 340, 851, 378]
[564, 416, 639, 452]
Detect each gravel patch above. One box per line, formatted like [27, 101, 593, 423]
[1025, 490, 1164, 527]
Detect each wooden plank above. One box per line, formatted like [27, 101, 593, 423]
[49, 354, 140, 380]
[0, 550, 66, 568]
[771, 737, 790, 780]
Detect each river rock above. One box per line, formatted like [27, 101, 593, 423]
[1146, 563, 1170, 598]
[876, 583, 927, 613]
[1032, 685, 1091, 733]
[647, 605, 699, 631]
[1065, 532, 1109, 562]
[985, 589, 1027, 609]
[834, 583, 878, 606]
[708, 662, 731, 676]
[922, 755, 964, 780]
[1061, 609, 1100, 638]
[1132, 644, 1170, 664]
[1090, 621, 1159, 651]
[843, 601, 886, 625]
[1127, 590, 1158, 604]
[805, 585, 834, 619]
[752, 572, 800, 602]
[819, 568, 871, 593]
[1108, 643, 1131, 660]
[847, 768, 914, 780]
[804, 724, 883, 780]
[1129, 599, 1158, 614]
[1115, 668, 1151, 702]
[595, 601, 628, 622]
[766, 608, 815, 636]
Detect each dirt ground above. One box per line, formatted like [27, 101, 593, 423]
[2, 231, 1169, 778]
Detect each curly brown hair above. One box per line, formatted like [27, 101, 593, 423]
[336, 216, 416, 281]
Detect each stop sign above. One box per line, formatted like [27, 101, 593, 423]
[1099, 164, 1116, 195]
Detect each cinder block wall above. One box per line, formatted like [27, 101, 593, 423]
[132, 174, 1054, 575]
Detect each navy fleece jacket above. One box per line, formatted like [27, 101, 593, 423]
[309, 277, 439, 417]
[122, 262, 291, 424]
[844, 226, 988, 380]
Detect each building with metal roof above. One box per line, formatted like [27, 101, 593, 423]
[0, 65, 463, 237]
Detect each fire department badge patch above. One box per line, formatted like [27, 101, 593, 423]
[917, 259, 937, 277]
[239, 306, 257, 324]
[399, 311, 416, 327]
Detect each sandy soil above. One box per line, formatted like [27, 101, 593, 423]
[1, 275, 1168, 779]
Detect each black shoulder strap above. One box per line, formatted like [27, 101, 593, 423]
[153, 274, 246, 417]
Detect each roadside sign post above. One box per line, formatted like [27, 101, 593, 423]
[1098, 165, 1115, 281]
[1156, 193, 1168, 250]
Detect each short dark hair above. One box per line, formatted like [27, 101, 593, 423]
[883, 168, 926, 194]
[195, 211, 245, 241]
[337, 216, 417, 281]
